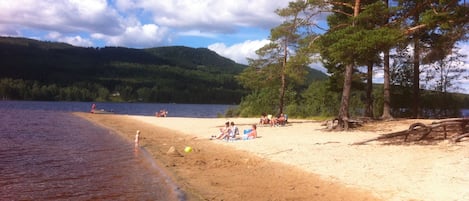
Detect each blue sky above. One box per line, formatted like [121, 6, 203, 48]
[0, 0, 468, 93]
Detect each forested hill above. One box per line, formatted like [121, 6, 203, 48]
[0, 37, 247, 103]
[0, 36, 327, 104]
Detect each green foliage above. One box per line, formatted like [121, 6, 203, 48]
[236, 89, 279, 117]
[145, 46, 245, 74]
[319, 25, 401, 67]
[236, 0, 326, 116]
[0, 36, 248, 103]
[299, 80, 340, 117]
[224, 106, 241, 118]
[0, 78, 107, 101]
[420, 91, 461, 118]
[235, 0, 468, 119]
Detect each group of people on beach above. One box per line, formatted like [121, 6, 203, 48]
[210, 112, 287, 142]
[259, 112, 287, 127]
[210, 121, 257, 141]
[155, 109, 168, 117]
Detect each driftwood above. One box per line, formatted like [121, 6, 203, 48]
[352, 118, 469, 145]
[322, 117, 365, 130]
[454, 133, 469, 142]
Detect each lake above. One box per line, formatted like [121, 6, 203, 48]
[0, 101, 233, 200]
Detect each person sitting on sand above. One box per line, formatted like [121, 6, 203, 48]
[156, 109, 168, 117]
[259, 112, 270, 125]
[211, 121, 231, 140]
[271, 113, 286, 127]
[246, 124, 257, 139]
[277, 113, 286, 126]
[229, 121, 240, 140]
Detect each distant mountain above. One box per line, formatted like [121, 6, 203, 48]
[0, 37, 244, 80]
[0, 36, 327, 103]
[145, 46, 246, 74]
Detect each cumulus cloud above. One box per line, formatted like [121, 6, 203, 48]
[0, 0, 123, 35]
[179, 30, 217, 38]
[135, 0, 291, 33]
[457, 43, 469, 67]
[0, 25, 20, 36]
[59, 36, 94, 47]
[208, 40, 270, 64]
[456, 43, 469, 93]
[0, 0, 295, 48]
[46, 31, 94, 47]
[93, 23, 169, 48]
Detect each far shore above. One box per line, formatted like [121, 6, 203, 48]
[75, 113, 469, 201]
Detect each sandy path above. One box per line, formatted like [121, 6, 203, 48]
[131, 116, 469, 201]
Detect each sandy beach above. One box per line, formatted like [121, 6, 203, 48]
[75, 113, 469, 201]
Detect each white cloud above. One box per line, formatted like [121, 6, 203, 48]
[208, 39, 270, 64]
[178, 30, 217, 38]
[60, 36, 94, 47]
[370, 44, 469, 94]
[0, 25, 20, 36]
[0, 0, 123, 35]
[135, 0, 291, 33]
[0, 0, 294, 48]
[115, 0, 139, 11]
[93, 23, 169, 48]
[46, 31, 93, 47]
[456, 43, 469, 93]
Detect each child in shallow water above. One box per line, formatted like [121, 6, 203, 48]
[135, 130, 140, 145]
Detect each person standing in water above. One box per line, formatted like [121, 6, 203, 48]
[135, 130, 140, 145]
[90, 103, 96, 113]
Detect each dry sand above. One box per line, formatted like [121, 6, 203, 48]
[75, 113, 469, 201]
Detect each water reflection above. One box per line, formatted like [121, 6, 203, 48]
[0, 108, 183, 201]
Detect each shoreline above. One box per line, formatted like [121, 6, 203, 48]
[74, 113, 469, 201]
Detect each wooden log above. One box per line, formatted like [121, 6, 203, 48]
[453, 133, 469, 142]
[353, 121, 441, 145]
[432, 118, 469, 124]
[351, 130, 409, 145]
[406, 123, 432, 141]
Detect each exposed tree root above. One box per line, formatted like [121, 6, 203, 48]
[352, 118, 469, 145]
[454, 133, 469, 142]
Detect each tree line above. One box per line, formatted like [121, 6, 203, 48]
[0, 38, 254, 104]
[233, 0, 469, 126]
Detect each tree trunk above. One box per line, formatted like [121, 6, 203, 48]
[412, 35, 421, 118]
[381, 0, 393, 120]
[412, 10, 421, 118]
[338, 0, 360, 129]
[338, 63, 353, 130]
[365, 61, 373, 117]
[278, 38, 288, 115]
[381, 49, 393, 120]
[353, 0, 360, 18]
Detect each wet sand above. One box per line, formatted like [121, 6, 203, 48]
[75, 113, 469, 201]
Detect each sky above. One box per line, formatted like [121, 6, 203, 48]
[0, 0, 468, 93]
[0, 0, 290, 64]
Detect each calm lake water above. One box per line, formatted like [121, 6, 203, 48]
[0, 100, 234, 117]
[0, 101, 233, 201]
